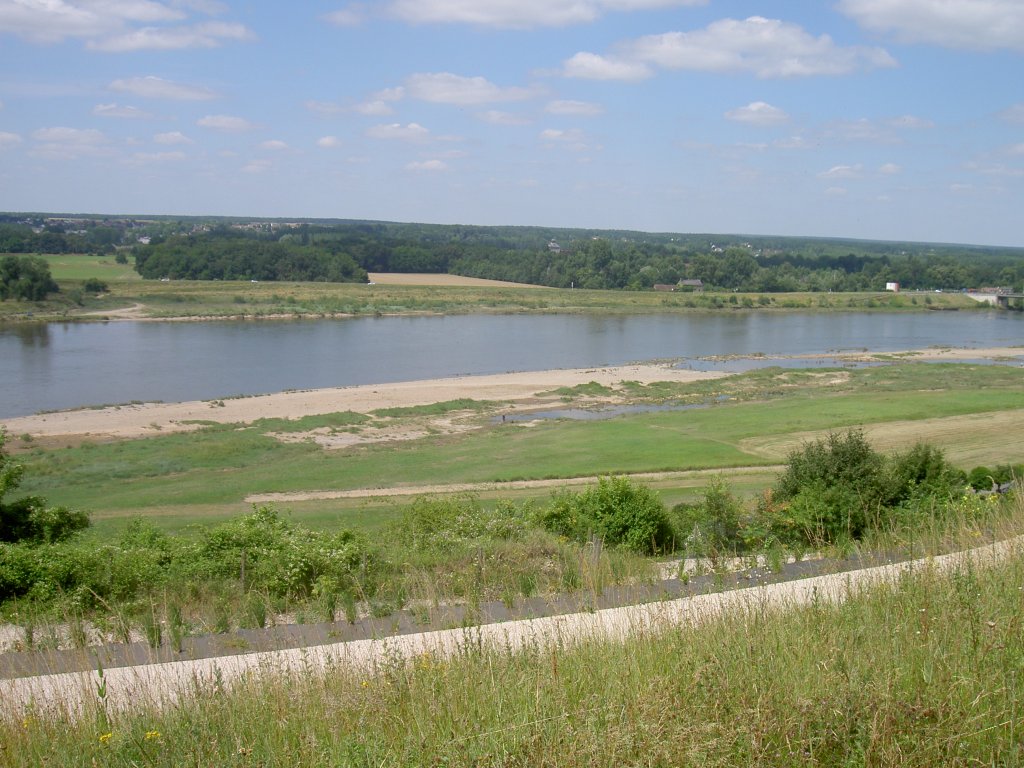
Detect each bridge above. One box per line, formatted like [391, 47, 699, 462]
[995, 293, 1024, 309]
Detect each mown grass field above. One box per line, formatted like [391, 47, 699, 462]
[15, 363, 1024, 537]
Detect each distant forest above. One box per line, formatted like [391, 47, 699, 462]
[1, 215, 1022, 292]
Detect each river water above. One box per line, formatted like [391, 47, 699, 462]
[1, 311, 1021, 418]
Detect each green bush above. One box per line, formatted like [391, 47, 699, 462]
[541, 476, 672, 554]
[395, 494, 530, 553]
[672, 475, 742, 555]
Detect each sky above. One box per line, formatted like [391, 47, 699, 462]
[0, 1, 1022, 247]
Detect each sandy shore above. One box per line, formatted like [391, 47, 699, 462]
[0, 363, 722, 443]
[2, 346, 1020, 445]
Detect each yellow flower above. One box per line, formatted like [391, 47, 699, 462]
[21, 717, 33, 730]
[144, 730, 161, 741]
[360, 680, 369, 688]
[99, 732, 113, 744]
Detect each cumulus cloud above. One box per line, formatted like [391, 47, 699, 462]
[405, 73, 533, 104]
[566, 16, 895, 81]
[999, 103, 1024, 124]
[0, 0, 253, 51]
[153, 130, 192, 144]
[366, 122, 430, 141]
[0, 131, 22, 148]
[818, 164, 863, 179]
[0, 0, 182, 43]
[197, 114, 254, 132]
[323, 5, 365, 26]
[353, 100, 395, 116]
[838, 0, 1024, 51]
[317, 136, 340, 148]
[31, 126, 111, 158]
[92, 102, 153, 118]
[546, 99, 604, 116]
[1008, 143, 1024, 156]
[305, 100, 345, 116]
[724, 101, 789, 125]
[126, 150, 185, 164]
[88, 20, 253, 51]
[879, 162, 901, 174]
[242, 158, 271, 173]
[405, 159, 448, 171]
[888, 114, 934, 129]
[477, 110, 531, 125]
[110, 76, 217, 100]
[260, 139, 289, 150]
[387, 0, 707, 28]
[562, 52, 652, 80]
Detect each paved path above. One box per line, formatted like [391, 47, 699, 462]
[3, 535, 1020, 721]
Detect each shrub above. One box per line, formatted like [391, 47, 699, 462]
[540, 476, 672, 554]
[672, 475, 742, 555]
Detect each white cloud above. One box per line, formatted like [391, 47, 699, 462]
[33, 126, 107, 144]
[366, 122, 430, 141]
[126, 150, 185, 164]
[88, 20, 253, 51]
[623, 17, 897, 78]
[999, 103, 1024, 124]
[154, 131, 192, 144]
[31, 126, 111, 158]
[838, 0, 1024, 51]
[825, 186, 848, 196]
[824, 118, 897, 143]
[317, 136, 340, 148]
[323, 5, 364, 26]
[1008, 143, 1024, 156]
[0, 0, 253, 51]
[818, 164, 863, 179]
[305, 100, 345, 116]
[260, 139, 289, 150]
[546, 99, 604, 116]
[0, 0, 183, 44]
[92, 102, 153, 118]
[477, 110, 531, 125]
[562, 52, 652, 80]
[879, 162, 901, 174]
[406, 159, 448, 172]
[0, 131, 22, 148]
[242, 158, 271, 173]
[540, 127, 595, 151]
[197, 114, 254, 132]
[387, 0, 707, 28]
[110, 76, 216, 100]
[353, 100, 395, 116]
[888, 114, 933, 129]
[405, 73, 533, 105]
[724, 101, 789, 125]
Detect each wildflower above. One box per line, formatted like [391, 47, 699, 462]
[360, 680, 369, 688]
[21, 717, 32, 730]
[144, 730, 161, 741]
[99, 732, 113, 744]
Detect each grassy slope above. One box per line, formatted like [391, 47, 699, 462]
[5, 525, 1024, 766]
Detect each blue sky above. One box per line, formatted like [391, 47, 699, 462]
[0, 0, 1022, 246]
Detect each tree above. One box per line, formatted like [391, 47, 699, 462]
[0, 255, 59, 301]
[0, 430, 89, 544]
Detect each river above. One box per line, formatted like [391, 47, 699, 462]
[1, 311, 1021, 418]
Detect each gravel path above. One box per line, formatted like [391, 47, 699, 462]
[3, 535, 1019, 721]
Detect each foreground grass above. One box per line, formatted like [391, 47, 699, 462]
[4, 526, 1023, 765]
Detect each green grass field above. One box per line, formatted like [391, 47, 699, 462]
[15, 363, 1024, 537]
[0, 252, 984, 322]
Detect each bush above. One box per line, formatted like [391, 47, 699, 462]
[540, 476, 672, 554]
[672, 475, 742, 555]
[82, 277, 108, 293]
[395, 494, 531, 553]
